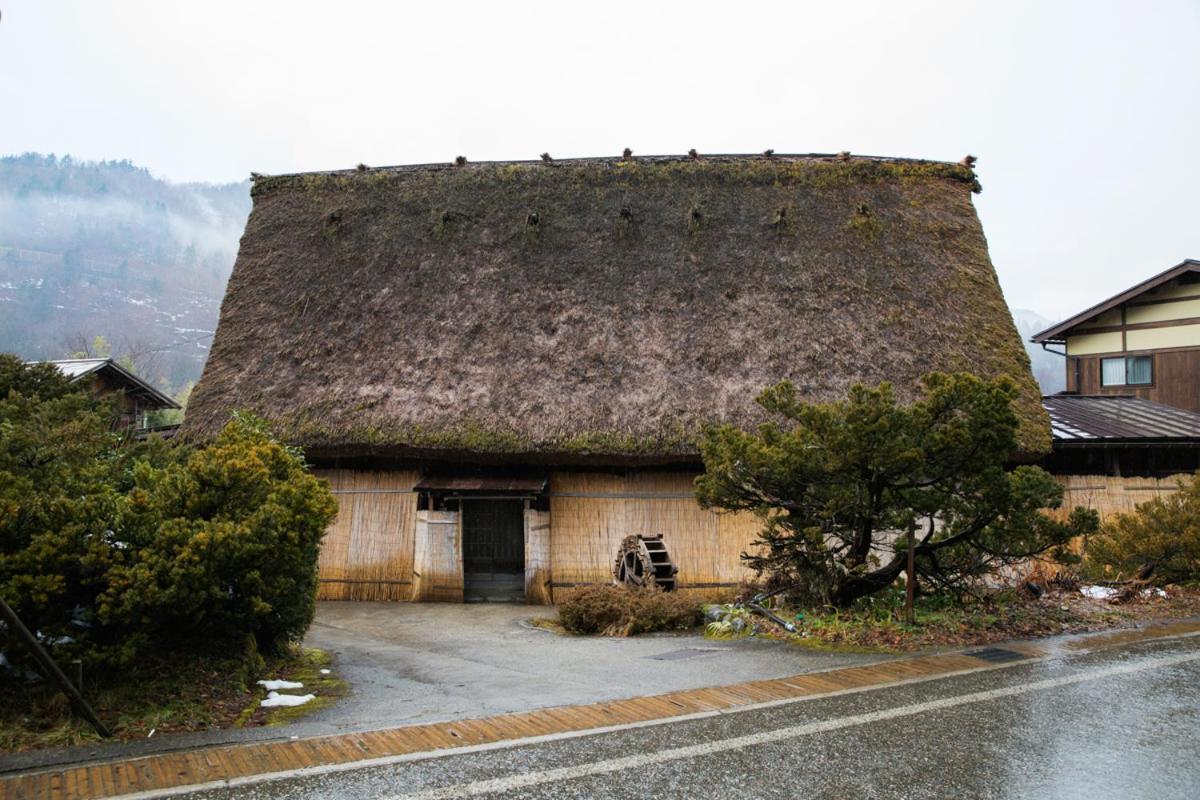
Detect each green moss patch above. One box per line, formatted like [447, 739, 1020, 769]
[237, 648, 349, 728]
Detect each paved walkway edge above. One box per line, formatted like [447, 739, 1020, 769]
[3, 620, 1199, 800]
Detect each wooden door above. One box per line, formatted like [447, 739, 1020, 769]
[462, 500, 525, 601]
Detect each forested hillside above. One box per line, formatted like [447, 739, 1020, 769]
[0, 154, 249, 396]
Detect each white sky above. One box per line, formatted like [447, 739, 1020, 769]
[2, 1, 1197, 320]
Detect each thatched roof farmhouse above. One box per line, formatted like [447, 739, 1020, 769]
[186, 153, 1048, 603]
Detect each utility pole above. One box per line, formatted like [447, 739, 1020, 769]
[0, 597, 112, 737]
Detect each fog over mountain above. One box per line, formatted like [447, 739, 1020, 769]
[0, 153, 250, 394]
[1011, 308, 1066, 395]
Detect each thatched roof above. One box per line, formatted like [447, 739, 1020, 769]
[185, 153, 1050, 463]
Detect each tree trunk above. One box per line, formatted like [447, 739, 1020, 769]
[1113, 563, 1156, 604]
[830, 557, 908, 607]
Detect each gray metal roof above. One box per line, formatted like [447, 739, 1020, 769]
[42, 358, 110, 379]
[1042, 395, 1200, 442]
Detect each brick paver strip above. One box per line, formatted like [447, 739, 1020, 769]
[3, 620, 1198, 800]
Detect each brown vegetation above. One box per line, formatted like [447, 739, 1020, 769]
[557, 584, 704, 635]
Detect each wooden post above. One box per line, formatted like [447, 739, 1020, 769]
[0, 597, 111, 737]
[905, 523, 916, 626]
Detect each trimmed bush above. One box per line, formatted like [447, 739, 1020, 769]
[96, 415, 338, 660]
[557, 585, 703, 636]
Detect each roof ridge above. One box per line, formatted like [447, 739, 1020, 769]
[254, 152, 964, 181]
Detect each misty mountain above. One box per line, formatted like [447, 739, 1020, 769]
[1012, 308, 1066, 395]
[0, 153, 249, 393]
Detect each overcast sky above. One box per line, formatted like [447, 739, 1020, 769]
[2, 1, 1197, 320]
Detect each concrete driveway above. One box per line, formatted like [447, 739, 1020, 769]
[299, 601, 888, 736]
[0, 601, 889, 777]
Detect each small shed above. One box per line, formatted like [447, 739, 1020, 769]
[40, 358, 179, 431]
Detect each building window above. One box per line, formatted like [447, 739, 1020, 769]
[1101, 355, 1152, 386]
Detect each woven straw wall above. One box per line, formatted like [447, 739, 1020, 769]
[548, 471, 761, 600]
[313, 469, 418, 600]
[1052, 473, 1190, 523]
[525, 508, 552, 604]
[314, 468, 765, 603]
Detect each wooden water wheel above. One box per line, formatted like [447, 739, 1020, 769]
[612, 534, 678, 591]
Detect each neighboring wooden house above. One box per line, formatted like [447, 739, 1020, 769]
[1031, 259, 1200, 411]
[1041, 395, 1200, 523]
[184, 153, 1046, 603]
[40, 358, 179, 431]
[1031, 262, 1200, 521]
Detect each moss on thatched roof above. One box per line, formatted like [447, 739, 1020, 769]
[185, 153, 1049, 462]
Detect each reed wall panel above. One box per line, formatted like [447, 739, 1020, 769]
[525, 509, 552, 604]
[413, 510, 463, 602]
[549, 472, 628, 587]
[313, 469, 418, 601]
[549, 471, 762, 592]
[717, 511, 765, 585]
[1052, 473, 1190, 523]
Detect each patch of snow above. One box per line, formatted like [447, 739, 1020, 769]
[36, 633, 75, 646]
[257, 679, 304, 691]
[1080, 585, 1118, 600]
[1143, 587, 1167, 599]
[319, 669, 331, 675]
[261, 691, 315, 708]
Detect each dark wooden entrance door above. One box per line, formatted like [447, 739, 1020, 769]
[461, 500, 525, 602]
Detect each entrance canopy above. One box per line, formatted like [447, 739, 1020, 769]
[413, 476, 547, 496]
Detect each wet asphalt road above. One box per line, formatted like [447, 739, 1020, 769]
[186, 635, 1200, 800]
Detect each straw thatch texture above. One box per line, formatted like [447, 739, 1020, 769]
[314, 469, 417, 600]
[185, 154, 1048, 461]
[548, 470, 759, 597]
[524, 509, 552, 604]
[413, 510, 463, 602]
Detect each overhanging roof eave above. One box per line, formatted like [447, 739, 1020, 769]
[1031, 259, 1200, 343]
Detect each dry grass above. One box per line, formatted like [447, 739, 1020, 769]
[745, 586, 1200, 653]
[557, 585, 704, 636]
